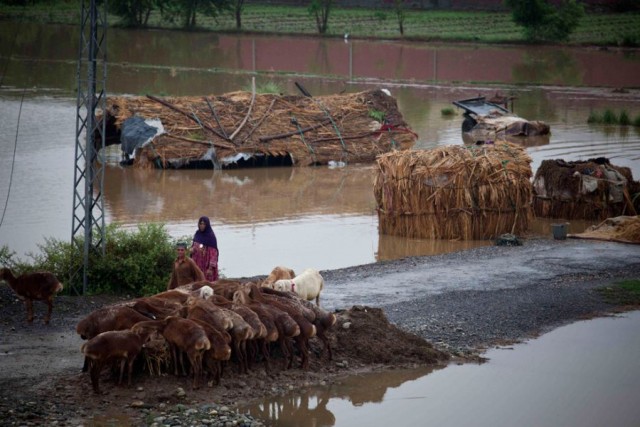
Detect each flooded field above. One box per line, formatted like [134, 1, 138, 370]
[0, 24, 639, 276]
[240, 311, 640, 427]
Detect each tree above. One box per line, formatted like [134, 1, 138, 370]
[505, 0, 584, 42]
[232, 0, 245, 30]
[109, 0, 157, 27]
[385, 0, 408, 36]
[161, 0, 231, 29]
[308, 0, 333, 35]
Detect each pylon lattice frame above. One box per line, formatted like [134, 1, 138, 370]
[71, 0, 107, 294]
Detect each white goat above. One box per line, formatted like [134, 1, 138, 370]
[272, 268, 324, 306]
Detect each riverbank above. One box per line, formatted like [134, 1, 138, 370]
[1, 237, 639, 425]
[0, 2, 638, 47]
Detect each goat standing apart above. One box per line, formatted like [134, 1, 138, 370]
[0, 267, 63, 324]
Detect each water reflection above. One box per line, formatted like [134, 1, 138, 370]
[103, 164, 376, 224]
[2, 23, 640, 94]
[240, 312, 640, 427]
[244, 367, 438, 426]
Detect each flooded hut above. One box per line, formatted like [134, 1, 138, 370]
[374, 141, 533, 240]
[532, 158, 639, 220]
[101, 89, 417, 169]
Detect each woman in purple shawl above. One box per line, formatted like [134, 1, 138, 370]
[191, 216, 219, 281]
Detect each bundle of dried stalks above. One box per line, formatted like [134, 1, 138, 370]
[532, 159, 639, 220]
[374, 141, 533, 240]
[102, 89, 417, 168]
[571, 215, 640, 244]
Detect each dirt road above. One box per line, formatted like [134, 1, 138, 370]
[1, 237, 638, 425]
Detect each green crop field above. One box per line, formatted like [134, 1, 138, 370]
[1, 2, 638, 46]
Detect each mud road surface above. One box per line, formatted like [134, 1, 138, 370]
[1, 237, 639, 425]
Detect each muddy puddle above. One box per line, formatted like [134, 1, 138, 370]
[240, 311, 640, 427]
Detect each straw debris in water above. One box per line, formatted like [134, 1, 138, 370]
[374, 141, 533, 240]
[532, 158, 639, 220]
[101, 89, 417, 168]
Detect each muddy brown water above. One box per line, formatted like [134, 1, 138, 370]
[240, 311, 640, 427]
[1, 24, 639, 277]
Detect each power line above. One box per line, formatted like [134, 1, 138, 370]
[0, 7, 27, 231]
[0, 88, 24, 230]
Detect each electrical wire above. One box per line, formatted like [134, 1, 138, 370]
[0, 88, 24, 230]
[0, 6, 27, 231]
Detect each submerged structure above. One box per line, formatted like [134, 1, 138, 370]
[100, 89, 417, 169]
[533, 158, 639, 220]
[374, 141, 533, 240]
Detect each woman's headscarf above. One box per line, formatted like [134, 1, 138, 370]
[193, 216, 218, 249]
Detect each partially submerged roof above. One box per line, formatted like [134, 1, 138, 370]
[101, 89, 418, 169]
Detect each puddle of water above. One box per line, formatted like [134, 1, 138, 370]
[241, 311, 640, 427]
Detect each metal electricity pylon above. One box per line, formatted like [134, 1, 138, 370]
[71, 0, 107, 294]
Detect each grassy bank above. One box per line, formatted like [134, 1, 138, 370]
[1, 2, 638, 46]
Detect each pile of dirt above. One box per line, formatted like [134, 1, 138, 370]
[331, 306, 448, 365]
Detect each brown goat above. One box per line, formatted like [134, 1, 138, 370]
[262, 266, 296, 288]
[190, 319, 232, 385]
[76, 305, 155, 372]
[221, 295, 280, 373]
[234, 285, 307, 370]
[259, 286, 336, 359]
[81, 328, 153, 394]
[133, 317, 210, 389]
[248, 285, 316, 369]
[0, 267, 63, 324]
[76, 306, 154, 341]
[127, 297, 183, 320]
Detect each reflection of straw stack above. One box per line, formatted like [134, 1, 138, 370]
[374, 142, 533, 240]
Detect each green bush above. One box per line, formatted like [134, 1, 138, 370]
[634, 115, 640, 127]
[441, 107, 456, 116]
[6, 223, 175, 297]
[619, 110, 631, 126]
[587, 111, 601, 124]
[602, 109, 618, 125]
[89, 223, 175, 296]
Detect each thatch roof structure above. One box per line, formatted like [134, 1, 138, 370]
[374, 141, 533, 240]
[101, 89, 417, 169]
[533, 158, 639, 220]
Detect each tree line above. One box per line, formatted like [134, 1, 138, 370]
[0, 0, 599, 42]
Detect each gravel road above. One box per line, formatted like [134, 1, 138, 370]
[321, 237, 640, 355]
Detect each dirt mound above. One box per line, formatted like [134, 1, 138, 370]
[331, 306, 449, 365]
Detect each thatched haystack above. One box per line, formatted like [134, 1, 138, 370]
[101, 89, 417, 169]
[533, 158, 639, 220]
[374, 141, 533, 240]
[570, 215, 640, 244]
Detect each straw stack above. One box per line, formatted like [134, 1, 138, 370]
[374, 142, 533, 240]
[101, 89, 417, 168]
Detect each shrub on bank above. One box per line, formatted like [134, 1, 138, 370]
[587, 109, 639, 127]
[1, 223, 176, 297]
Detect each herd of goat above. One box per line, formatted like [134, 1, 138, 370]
[1, 266, 335, 394]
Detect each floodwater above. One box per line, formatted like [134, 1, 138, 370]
[1, 24, 640, 277]
[240, 311, 640, 427]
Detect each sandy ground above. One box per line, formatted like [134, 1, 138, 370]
[1, 237, 639, 425]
